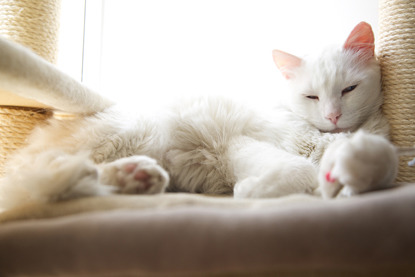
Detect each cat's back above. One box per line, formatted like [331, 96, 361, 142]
[161, 96, 288, 192]
[164, 96, 286, 147]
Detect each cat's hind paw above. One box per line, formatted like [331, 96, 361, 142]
[100, 156, 169, 194]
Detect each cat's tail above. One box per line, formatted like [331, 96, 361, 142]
[0, 36, 114, 114]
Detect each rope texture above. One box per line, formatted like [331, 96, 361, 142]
[378, 0, 415, 182]
[0, 107, 52, 176]
[0, 0, 61, 63]
[0, 0, 59, 176]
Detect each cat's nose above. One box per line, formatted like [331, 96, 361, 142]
[325, 113, 342, 124]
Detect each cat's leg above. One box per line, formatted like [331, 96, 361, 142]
[98, 155, 169, 194]
[318, 130, 398, 198]
[229, 137, 318, 198]
[0, 150, 113, 210]
[0, 152, 168, 210]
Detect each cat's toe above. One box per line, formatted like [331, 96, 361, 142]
[114, 156, 169, 194]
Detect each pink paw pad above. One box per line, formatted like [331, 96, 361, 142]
[119, 163, 153, 191]
[134, 170, 152, 190]
[108, 156, 169, 195]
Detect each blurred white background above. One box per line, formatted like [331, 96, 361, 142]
[57, 0, 379, 112]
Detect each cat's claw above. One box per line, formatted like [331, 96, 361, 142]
[319, 131, 398, 199]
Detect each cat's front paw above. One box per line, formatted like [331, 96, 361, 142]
[100, 156, 169, 194]
[319, 131, 398, 198]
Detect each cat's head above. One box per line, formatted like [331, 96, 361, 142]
[273, 22, 382, 133]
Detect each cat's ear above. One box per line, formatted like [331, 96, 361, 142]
[343, 22, 375, 59]
[272, 50, 302, 79]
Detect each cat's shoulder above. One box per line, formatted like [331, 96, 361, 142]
[357, 109, 390, 138]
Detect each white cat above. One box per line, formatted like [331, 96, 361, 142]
[0, 22, 398, 210]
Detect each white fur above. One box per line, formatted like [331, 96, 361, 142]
[319, 131, 398, 198]
[0, 27, 399, 210]
[0, 38, 113, 114]
[231, 138, 318, 198]
[0, 150, 113, 210]
[288, 48, 382, 133]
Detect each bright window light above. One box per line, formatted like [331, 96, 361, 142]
[58, 0, 379, 112]
[56, 0, 85, 81]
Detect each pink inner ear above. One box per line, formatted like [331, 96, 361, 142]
[272, 50, 302, 79]
[343, 22, 375, 57]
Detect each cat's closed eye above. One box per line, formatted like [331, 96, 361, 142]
[306, 95, 319, 100]
[342, 84, 358, 96]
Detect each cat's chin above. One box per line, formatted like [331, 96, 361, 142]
[315, 122, 354, 133]
[321, 127, 353, 134]
[331, 128, 352, 134]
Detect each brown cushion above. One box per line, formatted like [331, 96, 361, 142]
[0, 185, 414, 276]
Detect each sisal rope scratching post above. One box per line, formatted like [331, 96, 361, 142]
[378, 0, 415, 183]
[0, 0, 60, 176]
[0, 0, 61, 63]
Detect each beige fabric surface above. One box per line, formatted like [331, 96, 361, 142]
[0, 185, 414, 277]
[0, 192, 319, 223]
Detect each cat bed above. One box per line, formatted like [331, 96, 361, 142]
[1, 185, 415, 276]
[0, 0, 415, 276]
